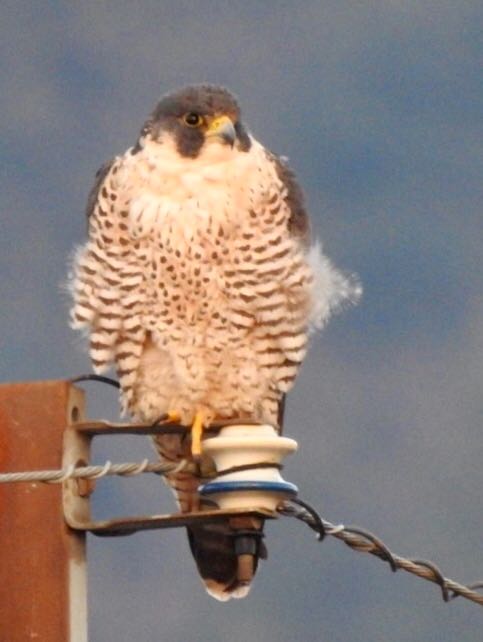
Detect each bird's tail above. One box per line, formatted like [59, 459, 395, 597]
[153, 433, 266, 601]
[187, 520, 266, 601]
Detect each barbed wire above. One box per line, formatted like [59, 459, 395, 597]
[0, 458, 188, 484]
[278, 498, 483, 607]
[2, 459, 482, 608]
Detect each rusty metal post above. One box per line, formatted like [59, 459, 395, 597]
[0, 380, 87, 642]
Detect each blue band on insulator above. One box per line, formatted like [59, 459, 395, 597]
[199, 480, 298, 496]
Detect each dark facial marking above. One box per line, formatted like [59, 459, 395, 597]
[234, 121, 252, 152]
[143, 84, 251, 158]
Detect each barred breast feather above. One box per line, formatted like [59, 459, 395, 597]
[71, 138, 358, 424]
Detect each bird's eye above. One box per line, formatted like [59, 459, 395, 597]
[183, 113, 203, 127]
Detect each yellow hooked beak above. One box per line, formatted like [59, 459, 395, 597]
[205, 115, 236, 147]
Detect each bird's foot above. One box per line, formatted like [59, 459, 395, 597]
[191, 410, 206, 460]
[166, 410, 182, 423]
[151, 409, 206, 459]
[150, 410, 182, 427]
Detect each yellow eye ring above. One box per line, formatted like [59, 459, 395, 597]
[183, 112, 203, 127]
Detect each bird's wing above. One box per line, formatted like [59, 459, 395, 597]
[85, 157, 117, 220]
[265, 151, 311, 244]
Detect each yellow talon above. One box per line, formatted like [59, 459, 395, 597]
[191, 411, 205, 459]
[162, 409, 205, 458]
[166, 410, 182, 423]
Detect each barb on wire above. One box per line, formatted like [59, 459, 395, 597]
[0, 459, 189, 485]
[278, 498, 483, 608]
[288, 496, 327, 540]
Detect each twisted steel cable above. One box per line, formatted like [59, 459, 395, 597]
[278, 498, 483, 607]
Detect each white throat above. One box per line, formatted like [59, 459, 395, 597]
[122, 134, 270, 245]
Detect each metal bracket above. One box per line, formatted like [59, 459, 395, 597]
[62, 416, 275, 537]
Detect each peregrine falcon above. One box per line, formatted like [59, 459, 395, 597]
[70, 84, 360, 600]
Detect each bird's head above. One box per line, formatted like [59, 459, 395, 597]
[136, 85, 252, 159]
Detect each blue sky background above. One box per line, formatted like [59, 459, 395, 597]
[1, 2, 482, 640]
